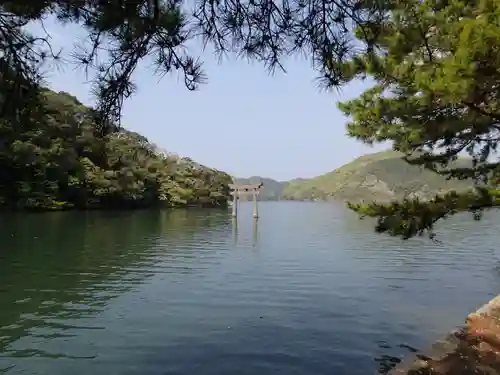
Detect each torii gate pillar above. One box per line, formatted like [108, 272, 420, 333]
[231, 189, 238, 217]
[229, 183, 264, 219]
[252, 189, 258, 218]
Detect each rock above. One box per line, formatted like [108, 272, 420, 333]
[388, 295, 500, 375]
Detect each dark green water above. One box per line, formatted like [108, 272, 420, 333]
[0, 202, 499, 375]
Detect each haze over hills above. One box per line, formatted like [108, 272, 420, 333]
[232, 177, 288, 201]
[236, 150, 473, 202]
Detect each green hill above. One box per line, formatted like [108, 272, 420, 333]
[233, 177, 287, 200]
[282, 150, 472, 202]
[0, 89, 232, 211]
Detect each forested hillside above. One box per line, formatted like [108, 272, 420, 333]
[0, 89, 232, 211]
[282, 151, 472, 202]
[233, 177, 287, 200]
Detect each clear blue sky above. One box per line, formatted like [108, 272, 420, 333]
[31, 18, 388, 181]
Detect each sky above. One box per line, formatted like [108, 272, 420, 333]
[29, 17, 389, 181]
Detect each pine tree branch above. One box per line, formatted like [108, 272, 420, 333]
[348, 188, 500, 239]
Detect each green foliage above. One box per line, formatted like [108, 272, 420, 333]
[0, 89, 232, 211]
[0, 0, 388, 130]
[282, 150, 472, 202]
[348, 188, 500, 239]
[336, 0, 500, 238]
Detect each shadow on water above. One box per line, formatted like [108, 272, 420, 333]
[373, 341, 421, 374]
[0, 209, 231, 359]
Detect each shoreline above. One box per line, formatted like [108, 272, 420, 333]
[388, 295, 500, 375]
[0, 202, 230, 213]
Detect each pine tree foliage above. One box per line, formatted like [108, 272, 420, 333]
[0, 0, 387, 130]
[338, 0, 500, 238]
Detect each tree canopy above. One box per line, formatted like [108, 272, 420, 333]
[0, 88, 232, 210]
[337, 0, 500, 239]
[0, 0, 386, 131]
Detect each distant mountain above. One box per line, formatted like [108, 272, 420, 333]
[233, 176, 288, 201]
[282, 150, 473, 202]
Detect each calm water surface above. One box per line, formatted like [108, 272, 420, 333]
[0, 202, 499, 375]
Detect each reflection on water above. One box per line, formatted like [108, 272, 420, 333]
[0, 210, 232, 363]
[232, 215, 259, 247]
[253, 218, 259, 247]
[0, 202, 499, 375]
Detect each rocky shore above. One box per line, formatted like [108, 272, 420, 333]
[389, 295, 500, 375]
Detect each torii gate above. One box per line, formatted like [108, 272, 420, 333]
[228, 182, 264, 218]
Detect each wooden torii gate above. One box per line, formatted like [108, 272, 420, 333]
[229, 182, 264, 218]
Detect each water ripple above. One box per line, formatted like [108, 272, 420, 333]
[0, 205, 499, 375]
